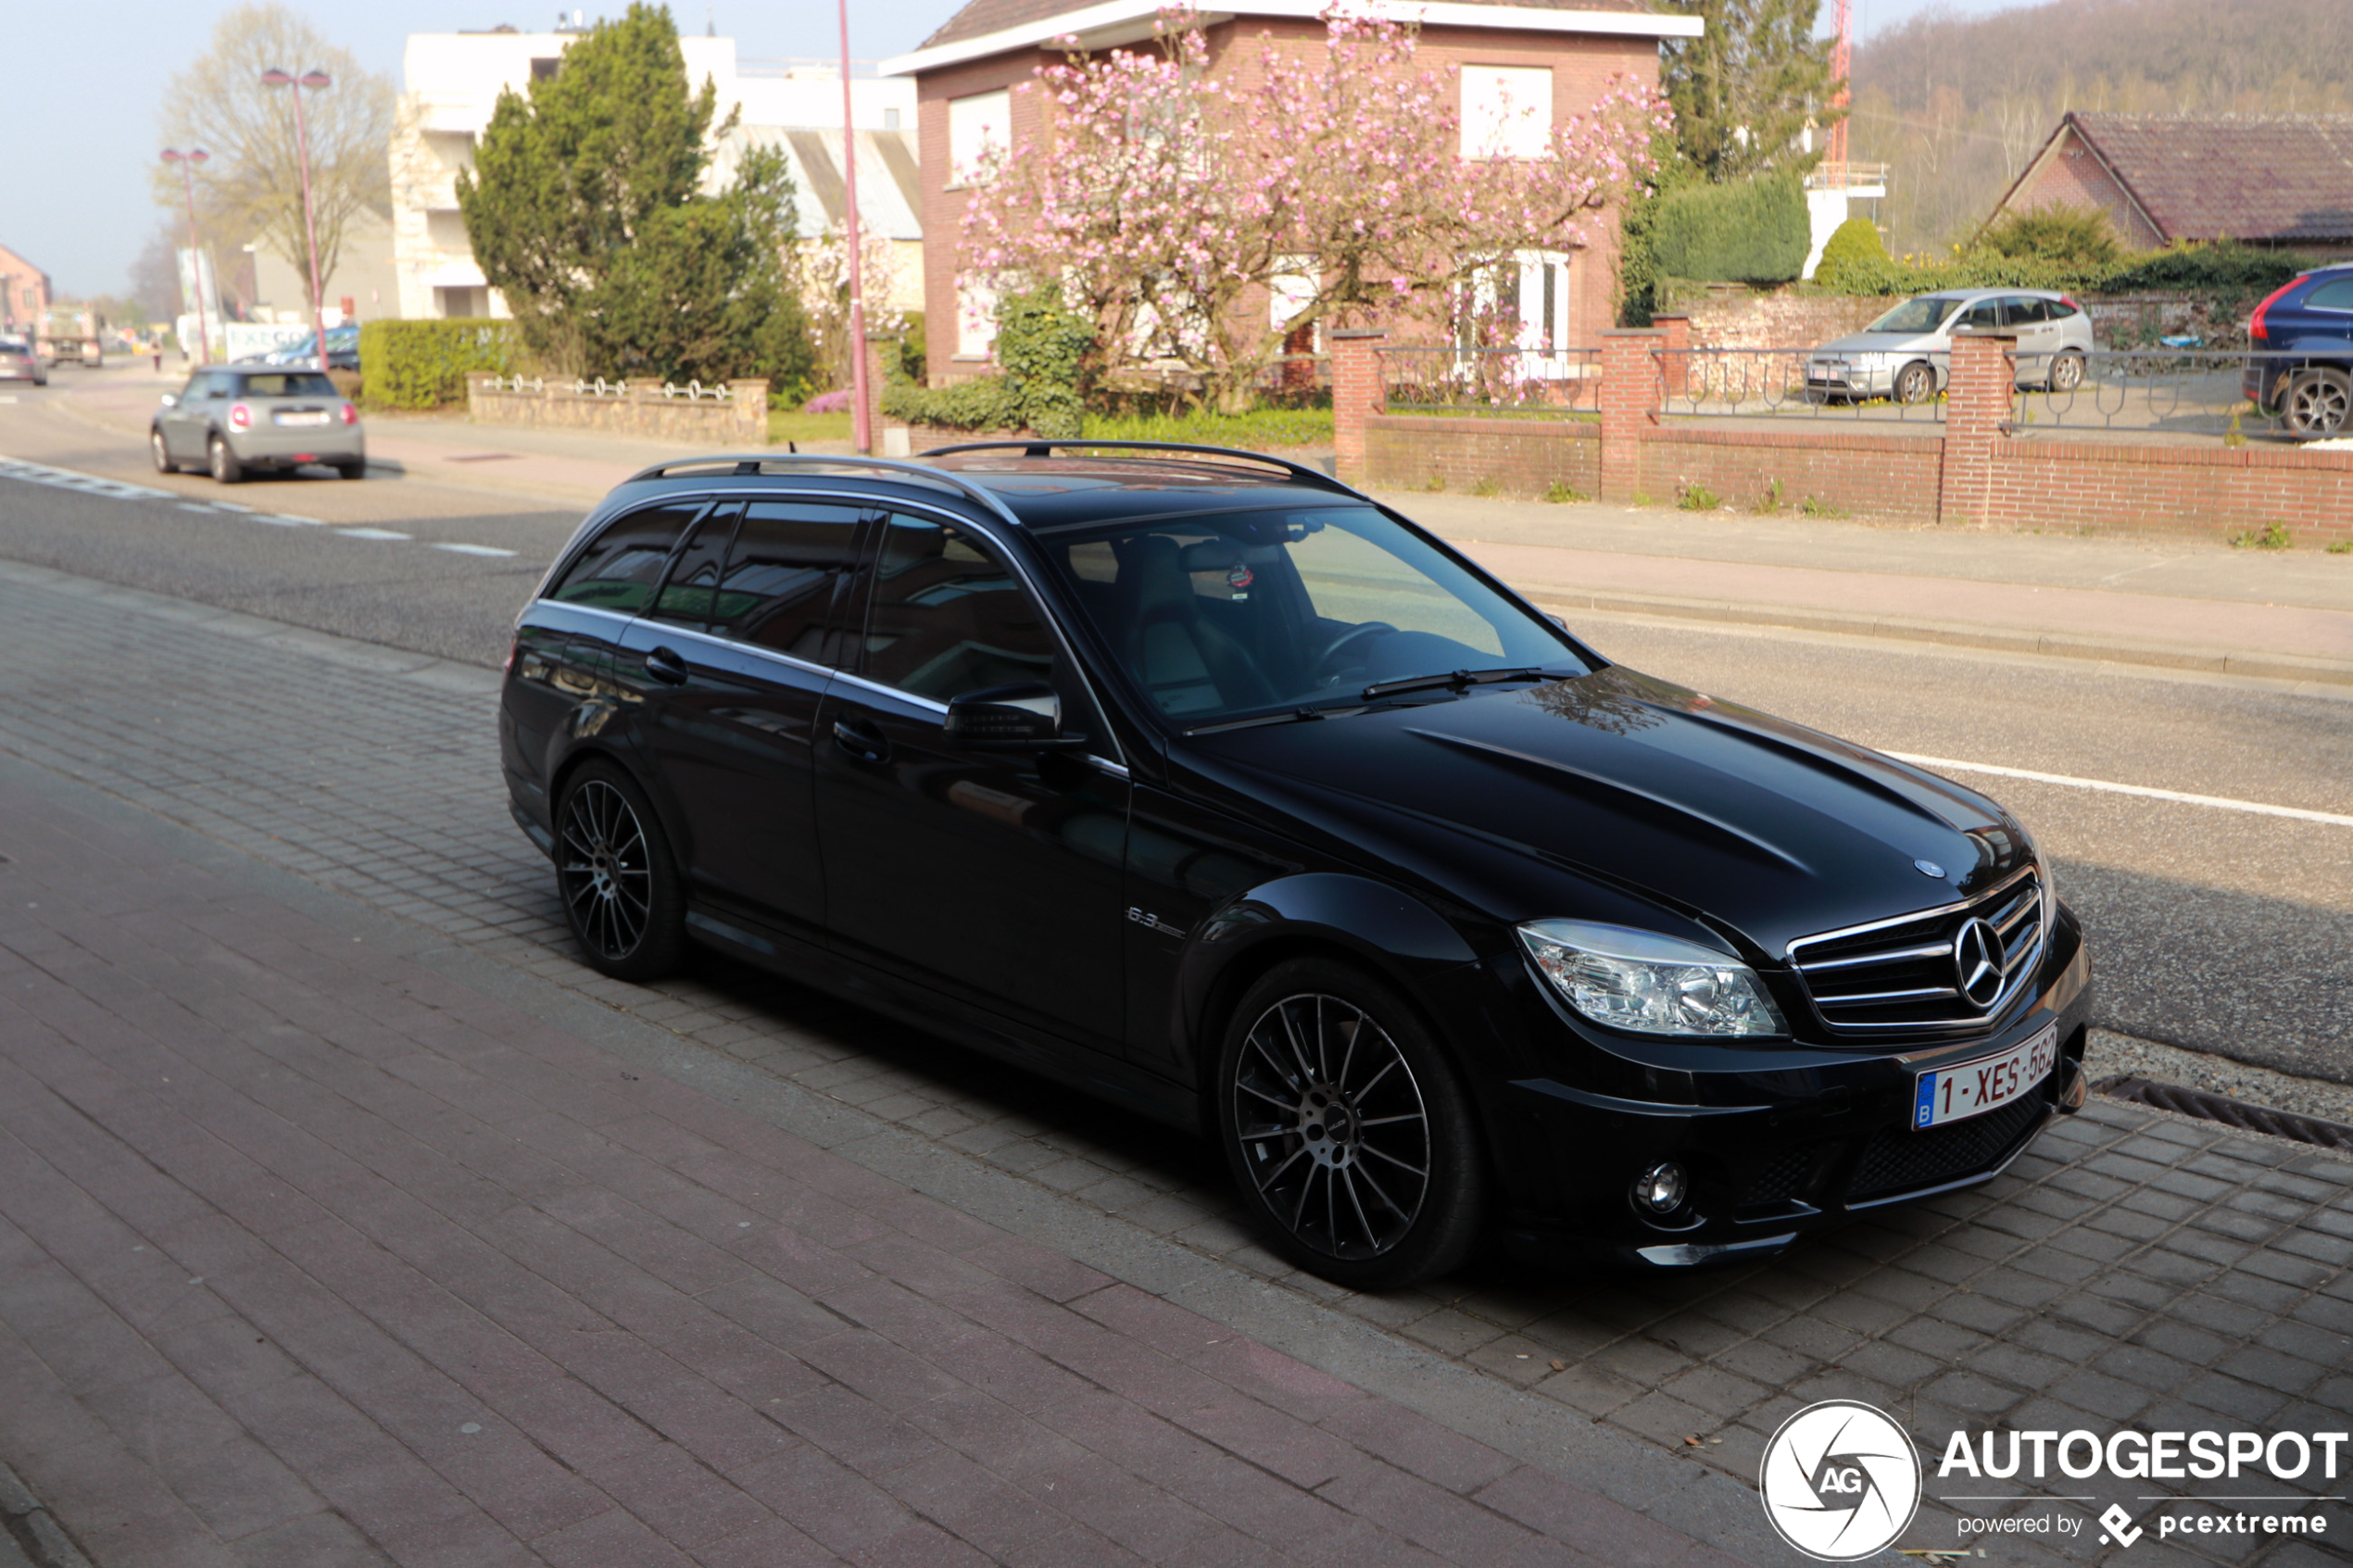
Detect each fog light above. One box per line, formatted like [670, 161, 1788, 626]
[1632, 1160, 1688, 1215]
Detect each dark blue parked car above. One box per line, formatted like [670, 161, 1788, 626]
[2245, 263, 2353, 436]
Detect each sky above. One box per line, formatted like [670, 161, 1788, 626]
[7, 0, 2028, 302]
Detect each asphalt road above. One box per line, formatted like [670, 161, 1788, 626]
[4, 377, 2349, 1085]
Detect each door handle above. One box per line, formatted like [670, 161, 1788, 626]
[644, 646, 689, 685]
[832, 716, 889, 763]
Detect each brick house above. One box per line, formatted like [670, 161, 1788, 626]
[0, 243, 51, 342]
[880, 0, 1701, 384]
[1988, 112, 2353, 257]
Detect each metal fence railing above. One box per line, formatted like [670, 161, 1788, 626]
[1378, 346, 1601, 417]
[2008, 349, 2347, 444]
[1655, 347, 1950, 425]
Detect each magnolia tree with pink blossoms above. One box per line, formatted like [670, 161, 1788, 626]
[959, 5, 1670, 413]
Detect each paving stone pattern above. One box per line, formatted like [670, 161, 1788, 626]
[0, 564, 2347, 1563]
[0, 772, 1735, 1568]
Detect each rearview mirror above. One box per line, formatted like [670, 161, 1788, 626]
[944, 683, 1086, 749]
[158, 393, 178, 408]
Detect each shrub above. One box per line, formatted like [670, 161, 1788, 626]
[992, 286, 1094, 439]
[1979, 204, 2120, 270]
[1649, 172, 1810, 286]
[1676, 481, 1720, 510]
[880, 375, 1023, 433]
[359, 319, 515, 409]
[2229, 521, 2292, 550]
[1814, 218, 1889, 290]
[1542, 480, 1590, 504]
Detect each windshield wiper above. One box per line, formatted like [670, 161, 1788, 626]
[1185, 706, 1339, 736]
[1361, 667, 1550, 700]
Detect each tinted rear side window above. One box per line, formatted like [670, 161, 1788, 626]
[859, 514, 1056, 700]
[2004, 297, 2049, 325]
[547, 502, 705, 614]
[647, 505, 738, 628]
[2303, 276, 2353, 310]
[715, 499, 866, 662]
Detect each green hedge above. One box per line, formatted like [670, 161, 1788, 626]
[880, 376, 1024, 433]
[1650, 172, 1810, 286]
[358, 319, 517, 408]
[1815, 238, 2313, 308]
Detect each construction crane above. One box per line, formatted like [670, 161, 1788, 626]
[1826, 0, 1852, 172]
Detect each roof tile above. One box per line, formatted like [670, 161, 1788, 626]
[2070, 113, 2353, 245]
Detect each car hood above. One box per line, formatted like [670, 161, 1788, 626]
[1190, 668, 2030, 960]
[1815, 332, 1942, 356]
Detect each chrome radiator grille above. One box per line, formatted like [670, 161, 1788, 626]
[1786, 866, 2045, 1036]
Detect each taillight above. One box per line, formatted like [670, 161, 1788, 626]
[503, 639, 520, 674]
[339, 402, 359, 426]
[2248, 277, 2304, 344]
[229, 402, 251, 430]
[2058, 295, 2078, 311]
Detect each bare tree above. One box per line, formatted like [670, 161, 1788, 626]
[152, 4, 394, 307]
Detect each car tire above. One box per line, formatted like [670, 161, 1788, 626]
[2047, 350, 2086, 395]
[1214, 957, 1486, 1291]
[208, 434, 244, 484]
[555, 759, 687, 983]
[333, 458, 364, 481]
[150, 429, 178, 474]
[1894, 361, 1937, 404]
[2284, 368, 2351, 438]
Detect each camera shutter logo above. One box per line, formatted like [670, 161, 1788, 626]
[1759, 1399, 1921, 1562]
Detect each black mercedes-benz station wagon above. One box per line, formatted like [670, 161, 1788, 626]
[499, 444, 2093, 1289]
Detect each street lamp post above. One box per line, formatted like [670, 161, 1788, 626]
[261, 68, 333, 375]
[160, 148, 212, 365]
[839, 0, 869, 455]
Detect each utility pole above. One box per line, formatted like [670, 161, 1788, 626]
[161, 148, 213, 365]
[840, 0, 870, 455]
[262, 68, 334, 373]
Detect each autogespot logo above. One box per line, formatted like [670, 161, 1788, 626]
[1760, 1399, 1923, 1562]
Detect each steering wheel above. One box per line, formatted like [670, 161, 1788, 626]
[1312, 621, 1397, 682]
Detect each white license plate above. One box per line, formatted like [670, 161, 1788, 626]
[275, 410, 330, 427]
[1913, 1024, 2057, 1130]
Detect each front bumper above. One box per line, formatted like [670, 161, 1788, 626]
[1806, 358, 1895, 397]
[1483, 905, 2094, 1270]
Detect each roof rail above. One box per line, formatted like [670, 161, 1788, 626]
[614, 451, 1025, 530]
[920, 439, 1363, 498]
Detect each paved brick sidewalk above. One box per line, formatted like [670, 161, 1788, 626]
[0, 770, 1748, 1568]
[0, 560, 2348, 1565]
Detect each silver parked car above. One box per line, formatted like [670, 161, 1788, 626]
[1807, 289, 2095, 404]
[0, 336, 47, 385]
[150, 367, 365, 483]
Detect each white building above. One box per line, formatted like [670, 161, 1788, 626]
[392, 27, 919, 320]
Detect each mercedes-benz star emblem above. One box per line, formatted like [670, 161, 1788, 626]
[1912, 859, 1945, 878]
[1759, 1400, 1920, 1561]
[1951, 917, 2005, 1010]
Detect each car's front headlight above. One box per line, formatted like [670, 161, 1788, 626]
[1518, 920, 1788, 1038]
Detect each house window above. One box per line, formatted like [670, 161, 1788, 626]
[530, 56, 560, 82]
[1461, 66, 1552, 159]
[949, 90, 1011, 187]
[957, 278, 998, 358]
[884, 107, 901, 132]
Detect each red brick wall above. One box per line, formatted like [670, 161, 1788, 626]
[1987, 442, 2353, 547]
[1366, 414, 1600, 497]
[1637, 427, 1944, 521]
[916, 56, 1052, 384]
[2004, 128, 2166, 249]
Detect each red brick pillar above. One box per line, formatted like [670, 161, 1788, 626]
[1938, 331, 2015, 528]
[1653, 315, 1691, 399]
[1330, 328, 1384, 486]
[1599, 329, 1663, 505]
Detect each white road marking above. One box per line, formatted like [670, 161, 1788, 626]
[1889, 752, 2353, 829]
[177, 503, 216, 513]
[333, 527, 410, 542]
[267, 514, 324, 526]
[430, 543, 517, 558]
[0, 455, 171, 501]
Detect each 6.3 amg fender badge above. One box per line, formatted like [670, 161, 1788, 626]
[1126, 907, 1188, 938]
[1760, 1399, 1922, 1561]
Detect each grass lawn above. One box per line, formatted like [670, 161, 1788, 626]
[1081, 407, 1333, 447]
[768, 408, 853, 445]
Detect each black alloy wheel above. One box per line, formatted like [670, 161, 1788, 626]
[208, 433, 244, 484]
[1216, 959, 1484, 1290]
[2047, 350, 2086, 395]
[1893, 361, 1936, 405]
[556, 760, 686, 981]
[150, 429, 176, 474]
[2284, 369, 2351, 437]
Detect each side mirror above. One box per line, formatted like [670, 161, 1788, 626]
[944, 683, 1086, 749]
[158, 393, 178, 408]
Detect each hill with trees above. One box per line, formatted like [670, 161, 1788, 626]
[1849, 0, 2353, 252]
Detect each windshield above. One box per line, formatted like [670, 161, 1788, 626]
[1866, 295, 1965, 335]
[1033, 504, 1585, 725]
